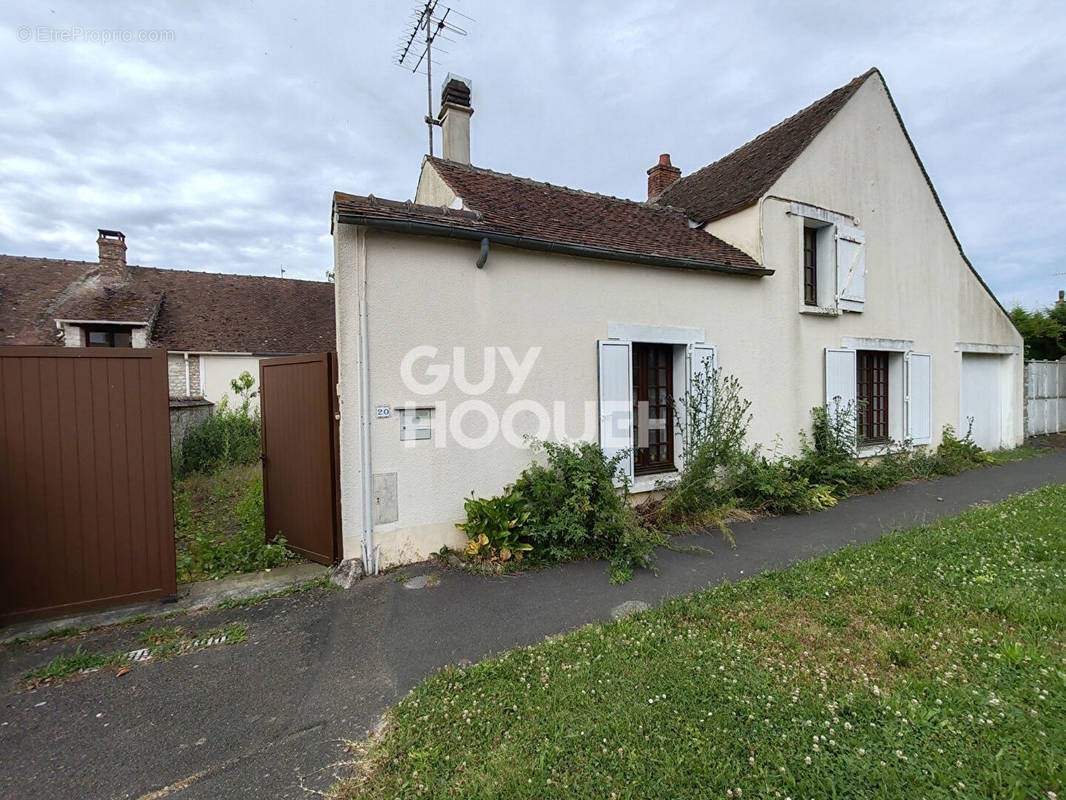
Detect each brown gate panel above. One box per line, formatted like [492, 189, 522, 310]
[259, 353, 340, 565]
[0, 348, 176, 625]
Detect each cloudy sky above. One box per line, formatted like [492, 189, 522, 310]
[1, 0, 1063, 308]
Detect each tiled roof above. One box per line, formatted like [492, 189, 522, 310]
[424, 158, 760, 269]
[0, 254, 335, 353]
[55, 281, 163, 324]
[658, 69, 878, 223]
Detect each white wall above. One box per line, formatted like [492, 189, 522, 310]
[762, 72, 1023, 450]
[200, 354, 262, 411]
[334, 72, 1022, 568]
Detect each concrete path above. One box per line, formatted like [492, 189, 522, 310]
[1, 451, 1064, 800]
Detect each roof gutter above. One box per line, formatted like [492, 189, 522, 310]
[335, 214, 773, 277]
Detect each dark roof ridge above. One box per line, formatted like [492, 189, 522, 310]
[0, 252, 332, 286]
[659, 68, 879, 222]
[426, 156, 689, 219]
[681, 69, 876, 187]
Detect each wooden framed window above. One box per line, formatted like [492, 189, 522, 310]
[803, 227, 818, 306]
[84, 326, 133, 348]
[632, 342, 674, 474]
[856, 350, 888, 442]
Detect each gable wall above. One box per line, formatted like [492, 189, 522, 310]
[759, 73, 1022, 447]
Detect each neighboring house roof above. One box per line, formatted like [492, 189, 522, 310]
[334, 161, 766, 276]
[658, 69, 877, 223]
[0, 254, 336, 352]
[56, 280, 163, 324]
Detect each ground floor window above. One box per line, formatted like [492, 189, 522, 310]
[857, 349, 889, 442]
[632, 342, 674, 474]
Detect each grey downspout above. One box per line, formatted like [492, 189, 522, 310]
[358, 273, 376, 575]
[475, 237, 490, 268]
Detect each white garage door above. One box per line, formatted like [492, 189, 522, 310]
[960, 354, 1005, 451]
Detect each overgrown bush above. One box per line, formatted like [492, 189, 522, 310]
[456, 491, 533, 563]
[732, 449, 838, 515]
[933, 421, 989, 473]
[175, 371, 261, 478]
[513, 440, 660, 583]
[659, 365, 752, 526]
[174, 468, 292, 582]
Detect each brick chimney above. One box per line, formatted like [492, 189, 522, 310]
[647, 154, 681, 201]
[1058, 289, 1064, 307]
[438, 75, 473, 164]
[96, 229, 127, 279]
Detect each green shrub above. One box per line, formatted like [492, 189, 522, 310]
[933, 421, 988, 473]
[175, 372, 261, 478]
[513, 440, 658, 581]
[732, 450, 837, 515]
[660, 365, 752, 525]
[174, 470, 292, 582]
[455, 490, 533, 563]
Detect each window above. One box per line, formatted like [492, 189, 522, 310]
[856, 350, 888, 443]
[803, 227, 818, 305]
[631, 343, 674, 474]
[84, 326, 132, 347]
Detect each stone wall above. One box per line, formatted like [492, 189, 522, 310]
[166, 353, 202, 398]
[169, 397, 213, 452]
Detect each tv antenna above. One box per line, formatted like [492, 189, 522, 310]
[394, 1, 472, 156]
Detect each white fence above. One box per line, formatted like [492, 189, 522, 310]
[1026, 359, 1066, 436]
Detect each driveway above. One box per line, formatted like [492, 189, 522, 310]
[2, 450, 1065, 799]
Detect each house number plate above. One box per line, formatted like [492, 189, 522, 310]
[376, 405, 391, 419]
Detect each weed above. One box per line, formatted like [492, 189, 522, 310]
[214, 575, 337, 610]
[23, 647, 130, 687]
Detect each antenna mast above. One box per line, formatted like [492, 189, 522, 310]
[394, 1, 471, 156]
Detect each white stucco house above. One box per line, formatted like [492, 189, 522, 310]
[332, 69, 1023, 570]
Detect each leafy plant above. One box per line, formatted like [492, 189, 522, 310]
[174, 468, 293, 583]
[660, 365, 752, 525]
[456, 490, 533, 563]
[174, 371, 261, 478]
[934, 421, 988, 473]
[513, 440, 658, 581]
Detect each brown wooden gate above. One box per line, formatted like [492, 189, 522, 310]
[0, 348, 176, 625]
[259, 353, 340, 564]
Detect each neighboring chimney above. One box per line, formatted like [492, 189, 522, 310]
[647, 154, 681, 201]
[438, 74, 473, 164]
[97, 229, 127, 279]
[1058, 289, 1064, 307]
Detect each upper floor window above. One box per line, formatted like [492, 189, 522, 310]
[792, 203, 866, 314]
[803, 227, 818, 306]
[84, 326, 133, 348]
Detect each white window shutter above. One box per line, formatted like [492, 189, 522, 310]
[598, 340, 633, 481]
[835, 224, 866, 312]
[906, 352, 932, 445]
[825, 348, 857, 425]
[688, 344, 717, 407]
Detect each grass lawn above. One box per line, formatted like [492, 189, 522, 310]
[335, 485, 1066, 799]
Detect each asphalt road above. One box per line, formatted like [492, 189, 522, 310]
[2, 450, 1065, 800]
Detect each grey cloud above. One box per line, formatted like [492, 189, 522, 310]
[0, 0, 1062, 308]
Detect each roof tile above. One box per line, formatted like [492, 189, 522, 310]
[0, 254, 335, 352]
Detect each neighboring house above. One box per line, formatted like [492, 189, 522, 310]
[0, 230, 336, 415]
[333, 68, 1022, 569]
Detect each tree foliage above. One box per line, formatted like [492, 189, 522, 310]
[1010, 303, 1066, 360]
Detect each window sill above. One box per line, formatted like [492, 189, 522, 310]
[799, 305, 841, 317]
[630, 472, 678, 494]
